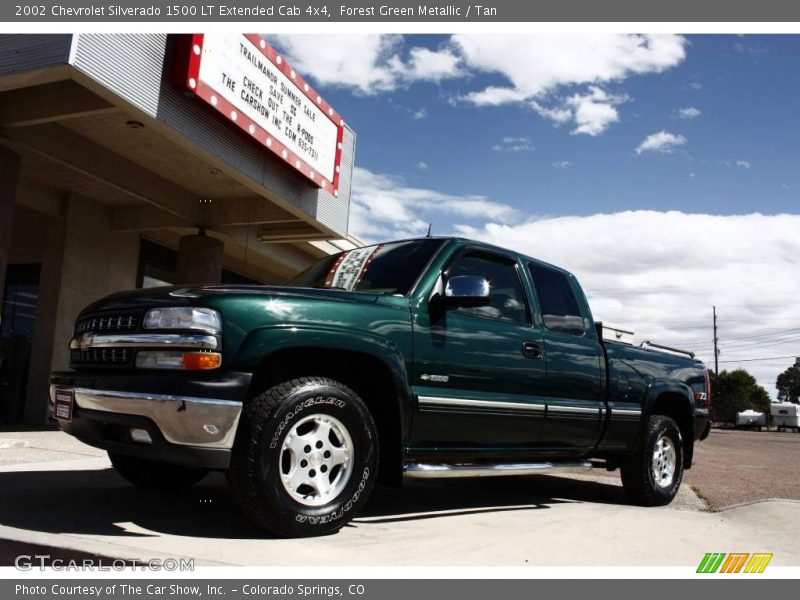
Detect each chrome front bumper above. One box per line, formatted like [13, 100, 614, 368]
[49, 385, 242, 449]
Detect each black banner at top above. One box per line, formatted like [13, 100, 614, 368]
[4, 0, 800, 23]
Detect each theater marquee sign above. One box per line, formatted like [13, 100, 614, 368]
[180, 33, 344, 195]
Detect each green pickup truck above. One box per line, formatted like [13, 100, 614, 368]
[50, 237, 711, 537]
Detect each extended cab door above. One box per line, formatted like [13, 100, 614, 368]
[526, 263, 605, 452]
[409, 247, 548, 454]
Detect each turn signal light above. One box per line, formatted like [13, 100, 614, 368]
[135, 350, 222, 370]
[182, 352, 222, 370]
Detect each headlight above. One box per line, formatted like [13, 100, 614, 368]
[143, 307, 221, 333]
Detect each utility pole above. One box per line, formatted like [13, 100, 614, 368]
[713, 305, 719, 381]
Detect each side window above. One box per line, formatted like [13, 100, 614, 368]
[528, 263, 586, 335]
[446, 252, 528, 324]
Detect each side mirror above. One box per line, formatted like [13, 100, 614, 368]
[444, 275, 491, 307]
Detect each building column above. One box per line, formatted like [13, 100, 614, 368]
[24, 194, 140, 424]
[23, 204, 66, 425]
[176, 232, 224, 285]
[0, 146, 21, 297]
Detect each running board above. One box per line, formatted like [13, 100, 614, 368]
[404, 461, 592, 479]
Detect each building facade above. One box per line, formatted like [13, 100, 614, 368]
[0, 34, 358, 425]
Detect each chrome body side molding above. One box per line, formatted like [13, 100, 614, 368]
[418, 395, 545, 413]
[611, 407, 642, 416]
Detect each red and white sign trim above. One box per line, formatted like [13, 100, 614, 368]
[183, 33, 345, 196]
[324, 245, 383, 291]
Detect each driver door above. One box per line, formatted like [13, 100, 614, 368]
[408, 248, 548, 455]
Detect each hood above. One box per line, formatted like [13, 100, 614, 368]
[80, 284, 386, 314]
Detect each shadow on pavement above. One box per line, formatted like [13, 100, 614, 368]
[0, 467, 628, 540]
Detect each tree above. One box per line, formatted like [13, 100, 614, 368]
[712, 369, 772, 424]
[776, 364, 800, 403]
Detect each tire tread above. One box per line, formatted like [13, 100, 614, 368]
[227, 376, 371, 536]
[621, 415, 683, 507]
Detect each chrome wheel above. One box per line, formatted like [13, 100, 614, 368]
[651, 434, 677, 488]
[279, 413, 353, 507]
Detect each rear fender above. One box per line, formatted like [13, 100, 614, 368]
[637, 381, 697, 467]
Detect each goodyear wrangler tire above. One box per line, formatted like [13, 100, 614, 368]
[226, 377, 378, 537]
[620, 415, 684, 507]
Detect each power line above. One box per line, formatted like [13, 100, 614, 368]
[585, 276, 800, 294]
[717, 327, 800, 342]
[718, 355, 799, 364]
[620, 325, 800, 346]
[690, 328, 800, 351]
[694, 334, 800, 353]
[594, 314, 798, 327]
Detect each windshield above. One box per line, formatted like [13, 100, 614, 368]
[286, 239, 445, 295]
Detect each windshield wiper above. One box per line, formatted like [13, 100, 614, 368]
[312, 285, 349, 291]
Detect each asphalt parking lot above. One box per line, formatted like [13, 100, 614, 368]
[685, 428, 800, 508]
[0, 429, 798, 566]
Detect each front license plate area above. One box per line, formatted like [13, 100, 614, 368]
[54, 389, 74, 422]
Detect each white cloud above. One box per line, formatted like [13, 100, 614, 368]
[416, 161, 429, 171]
[349, 167, 517, 241]
[404, 46, 462, 82]
[453, 34, 686, 99]
[454, 34, 686, 135]
[564, 87, 627, 136]
[492, 136, 534, 152]
[720, 159, 753, 169]
[454, 211, 800, 397]
[553, 160, 573, 169]
[676, 107, 701, 119]
[689, 81, 703, 90]
[462, 86, 528, 106]
[635, 131, 688, 155]
[271, 35, 461, 94]
[271, 35, 401, 94]
[275, 34, 687, 135]
[410, 108, 428, 120]
[734, 41, 766, 57]
[350, 166, 800, 395]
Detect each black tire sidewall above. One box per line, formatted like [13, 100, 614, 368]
[643, 417, 684, 502]
[249, 381, 377, 535]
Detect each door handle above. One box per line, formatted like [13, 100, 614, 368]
[522, 341, 544, 359]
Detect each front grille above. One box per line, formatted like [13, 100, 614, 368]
[75, 312, 139, 335]
[71, 310, 145, 369]
[70, 348, 132, 366]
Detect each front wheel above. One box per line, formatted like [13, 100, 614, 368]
[621, 415, 683, 506]
[227, 377, 378, 537]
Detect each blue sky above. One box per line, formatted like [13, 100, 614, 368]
[272, 34, 800, 395]
[298, 35, 798, 219]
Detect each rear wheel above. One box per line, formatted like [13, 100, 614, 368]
[227, 377, 378, 537]
[621, 415, 683, 506]
[108, 452, 208, 490]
